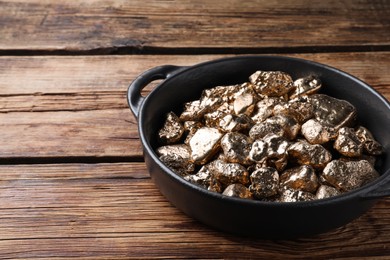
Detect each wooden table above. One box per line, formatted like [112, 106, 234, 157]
[0, 1, 389, 259]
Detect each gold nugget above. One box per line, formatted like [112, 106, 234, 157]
[159, 154, 195, 176]
[309, 94, 356, 128]
[251, 97, 282, 123]
[334, 127, 363, 157]
[356, 126, 383, 155]
[249, 167, 279, 199]
[321, 159, 379, 192]
[288, 139, 332, 169]
[220, 132, 253, 165]
[249, 71, 294, 97]
[189, 127, 223, 164]
[265, 115, 300, 140]
[223, 184, 253, 199]
[315, 185, 340, 199]
[273, 96, 314, 123]
[290, 75, 322, 99]
[280, 165, 319, 193]
[208, 159, 250, 186]
[301, 119, 337, 144]
[279, 188, 316, 202]
[158, 112, 184, 144]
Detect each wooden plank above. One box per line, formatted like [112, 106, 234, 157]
[0, 162, 389, 259]
[0, 108, 141, 158]
[0, 0, 389, 51]
[0, 53, 389, 159]
[0, 53, 388, 99]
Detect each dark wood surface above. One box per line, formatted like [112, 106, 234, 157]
[0, 1, 389, 259]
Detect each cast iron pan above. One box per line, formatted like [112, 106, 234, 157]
[127, 56, 390, 238]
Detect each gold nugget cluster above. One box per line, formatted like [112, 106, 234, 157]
[156, 71, 383, 202]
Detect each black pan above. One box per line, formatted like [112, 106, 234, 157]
[127, 56, 390, 238]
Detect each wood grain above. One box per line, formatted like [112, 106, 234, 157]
[0, 0, 389, 52]
[0, 163, 389, 259]
[1, 1, 389, 259]
[0, 53, 389, 159]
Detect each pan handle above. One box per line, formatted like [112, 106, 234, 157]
[360, 168, 390, 199]
[127, 65, 187, 118]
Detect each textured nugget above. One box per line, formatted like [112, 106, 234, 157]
[309, 94, 356, 128]
[233, 92, 256, 115]
[288, 139, 332, 169]
[180, 100, 206, 121]
[156, 144, 191, 161]
[334, 127, 363, 157]
[220, 132, 253, 165]
[189, 127, 223, 164]
[273, 96, 314, 123]
[158, 112, 184, 144]
[249, 121, 284, 140]
[280, 165, 319, 193]
[202, 84, 241, 103]
[204, 109, 229, 129]
[355, 126, 383, 155]
[249, 167, 279, 199]
[251, 97, 282, 123]
[223, 183, 253, 199]
[159, 153, 195, 176]
[218, 113, 253, 133]
[290, 75, 322, 99]
[265, 115, 300, 140]
[321, 160, 379, 192]
[183, 121, 203, 145]
[279, 188, 316, 202]
[249, 134, 290, 171]
[209, 159, 250, 186]
[301, 119, 337, 144]
[315, 185, 341, 199]
[184, 165, 222, 192]
[249, 71, 294, 97]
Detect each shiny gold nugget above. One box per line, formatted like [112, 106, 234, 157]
[233, 92, 256, 115]
[183, 121, 203, 145]
[249, 167, 279, 198]
[309, 94, 356, 128]
[220, 132, 252, 165]
[249, 71, 294, 97]
[189, 127, 223, 165]
[321, 159, 379, 192]
[273, 96, 314, 123]
[249, 134, 289, 171]
[334, 127, 363, 157]
[290, 75, 322, 99]
[180, 100, 205, 121]
[251, 97, 282, 123]
[315, 185, 340, 200]
[223, 183, 253, 199]
[156, 144, 191, 158]
[288, 139, 332, 169]
[279, 188, 316, 202]
[265, 115, 300, 140]
[249, 121, 284, 140]
[355, 126, 383, 155]
[280, 165, 319, 193]
[184, 165, 222, 192]
[301, 119, 337, 144]
[208, 159, 250, 186]
[159, 154, 195, 176]
[218, 114, 253, 133]
[158, 112, 184, 144]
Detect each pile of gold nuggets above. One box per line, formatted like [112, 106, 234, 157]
[156, 70, 383, 202]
